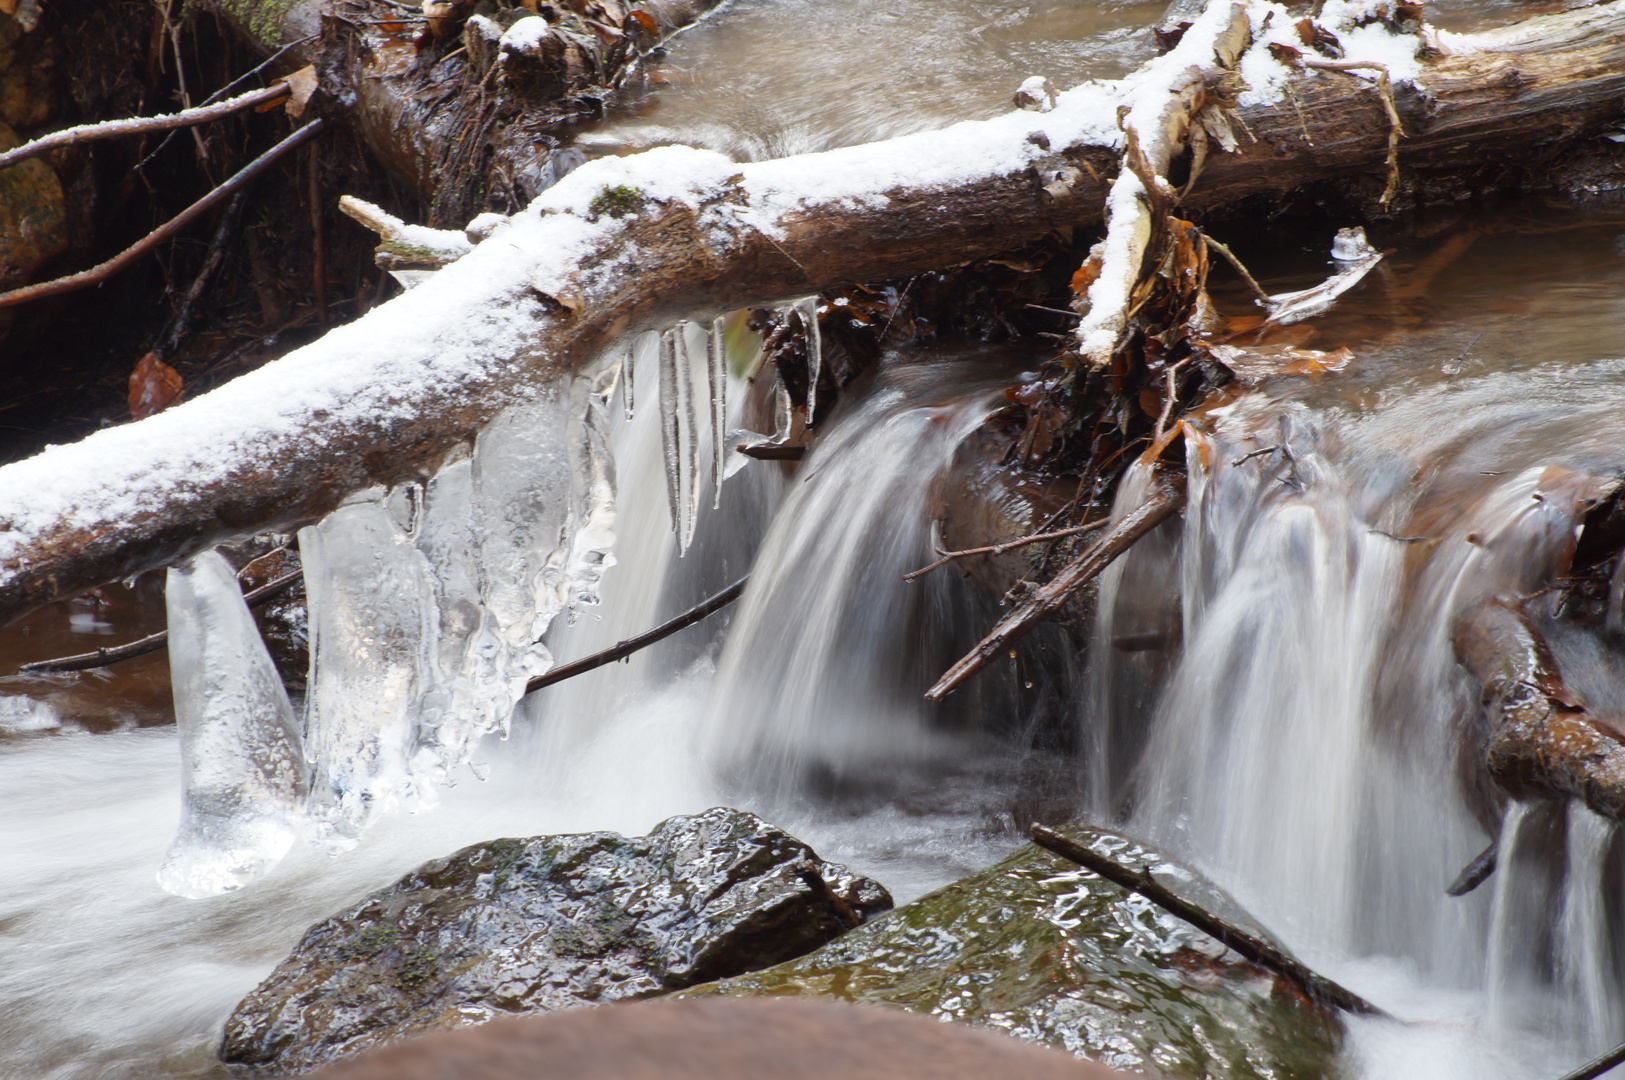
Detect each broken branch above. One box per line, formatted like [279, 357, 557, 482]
[926, 472, 1185, 701]
[1031, 823, 1389, 1017]
[903, 517, 1112, 583]
[0, 120, 325, 312]
[16, 568, 303, 675]
[0, 82, 293, 172]
[525, 576, 748, 694]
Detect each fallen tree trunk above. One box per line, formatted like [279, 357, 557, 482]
[0, 1, 1622, 627]
[204, 0, 723, 220]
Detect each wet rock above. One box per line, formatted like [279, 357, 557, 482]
[0, 119, 65, 291]
[688, 823, 1341, 1080]
[219, 808, 891, 1076]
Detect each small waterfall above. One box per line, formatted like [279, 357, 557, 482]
[1097, 362, 1625, 1067]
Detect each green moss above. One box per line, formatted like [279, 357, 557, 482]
[209, 0, 298, 50]
[589, 184, 647, 219]
[393, 947, 440, 991]
[686, 825, 1342, 1080]
[335, 922, 400, 963]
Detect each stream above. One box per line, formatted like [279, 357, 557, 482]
[3, 2, 1625, 1079]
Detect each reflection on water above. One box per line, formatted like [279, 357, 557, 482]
[589, 0, 1165, 159]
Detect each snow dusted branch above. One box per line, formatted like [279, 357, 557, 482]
[0, 0, 1620, 626]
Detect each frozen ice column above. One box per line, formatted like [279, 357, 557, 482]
[158, 549, 308, 898]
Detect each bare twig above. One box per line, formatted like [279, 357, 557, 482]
[1445, 839, 1498, 897]
[1557, 1041, 1625, 1080]
[525, 576, 749, 694]
[1030, 824, 1389, 1017]
[1201, 234, 1271, 303]
[15, 568, 303, 675]
[925, 472, 1185, 700]
[1302, 60, 1405, 208]
[903, 517, 1111, 583]
[0, 120, 324, 312]
[0, 83, 291, 172]
[157, 189, 247, 359]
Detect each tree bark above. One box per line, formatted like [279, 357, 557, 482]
[0, 1, 1621, 628]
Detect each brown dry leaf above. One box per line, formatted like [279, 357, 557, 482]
[1070, 251, 1103, 297]
[129, 353, 184, 420]
[0, 0, 17, 16]
[626, 9, 658, 35]
[1268, 42, 1303, 66]
[283, 65, 318, 120]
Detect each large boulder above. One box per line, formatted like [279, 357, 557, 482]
[688, 823, 1341, 1080]
[220, 808, 892, 1076]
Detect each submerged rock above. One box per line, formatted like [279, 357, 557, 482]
[220, 808, 891, 1076]
[688, 823, 1341, 1080]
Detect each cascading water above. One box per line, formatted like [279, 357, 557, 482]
[1097, 357, 1625, 1077]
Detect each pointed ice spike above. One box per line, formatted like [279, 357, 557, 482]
[158, 549, 308, 898]
[709, 315, 728, 510]
[674, 320, 700, 555]
[774, 376, 793, 442]
[659, 327, 681, 537]
[799, 296, 822, 421]
[622, 343, 635, 420]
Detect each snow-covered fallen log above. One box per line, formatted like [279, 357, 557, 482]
[0, 0, 1622, 627]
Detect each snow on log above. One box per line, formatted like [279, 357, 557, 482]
[0, 0, 1622, 627]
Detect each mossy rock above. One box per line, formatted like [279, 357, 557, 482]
[219, 807, 891, 1076]
[0, 120, 64, 291]
[687, 823, 1343, 1080]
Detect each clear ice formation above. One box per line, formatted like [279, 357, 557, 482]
[709, 316, 728, 510]
[159, 549, 308, 897]
[297, 372, 617, 843]
[300, 491, 436, 840]
[660, 323, 702, 554]
[796, 297, 822, 420]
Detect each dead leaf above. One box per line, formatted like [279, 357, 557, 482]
[129, 353, 184, 420]
[0, 0, 17, 16]
[626, 9, 658, 36]
[1268, 42, 1303, 67]
[282, 65, 318, 120]
[1070, 249, 1104, 296]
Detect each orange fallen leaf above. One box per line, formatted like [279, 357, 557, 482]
[129, 352, 184, 420]
[626, 9, 658, 35]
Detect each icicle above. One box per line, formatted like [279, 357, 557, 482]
[709, 315, 728, 510]
[158, 549, 307, 897]
[622, 343, 635, 420]
[797, 296, 822, 421]
[674, 321, 701, 554]
[300, 491, 436, 842]
[774, 376, 793, 442]
[659, 327, 682, 537]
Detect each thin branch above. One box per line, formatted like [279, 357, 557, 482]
[0, 83, 291, 172]
[1030, 824, 1389, 1017]
[1201, 234, 1271, 303]
[1302, 59, 1404, 209]
[1557, 1042, 1625, 1080]
[925, 472, 1185, 701]
[16, 568, 303, 675]
[0, 120, 324, 312]
[525, 576, 748, 694]
[903, 517, 1111, 583]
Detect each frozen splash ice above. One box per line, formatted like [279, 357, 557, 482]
[158, 549, 307, 897]
[300, 492, 436, 842]
[298, 371, 618, 841]
[796, 297, 822, 420]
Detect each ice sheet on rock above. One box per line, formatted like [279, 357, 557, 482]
[622, 343, 636, 420]
[300, 493, 436, 841]
[708, 316, 728, 510]
[158, 549, 307, 897]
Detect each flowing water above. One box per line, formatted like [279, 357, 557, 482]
[2, 2, 1625, 1078]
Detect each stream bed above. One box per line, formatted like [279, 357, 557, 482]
[2, 2, 1624, 1078]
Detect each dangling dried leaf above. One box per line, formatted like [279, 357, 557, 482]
[129, 353, 184, 420]
[283, 65, 319, 120]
